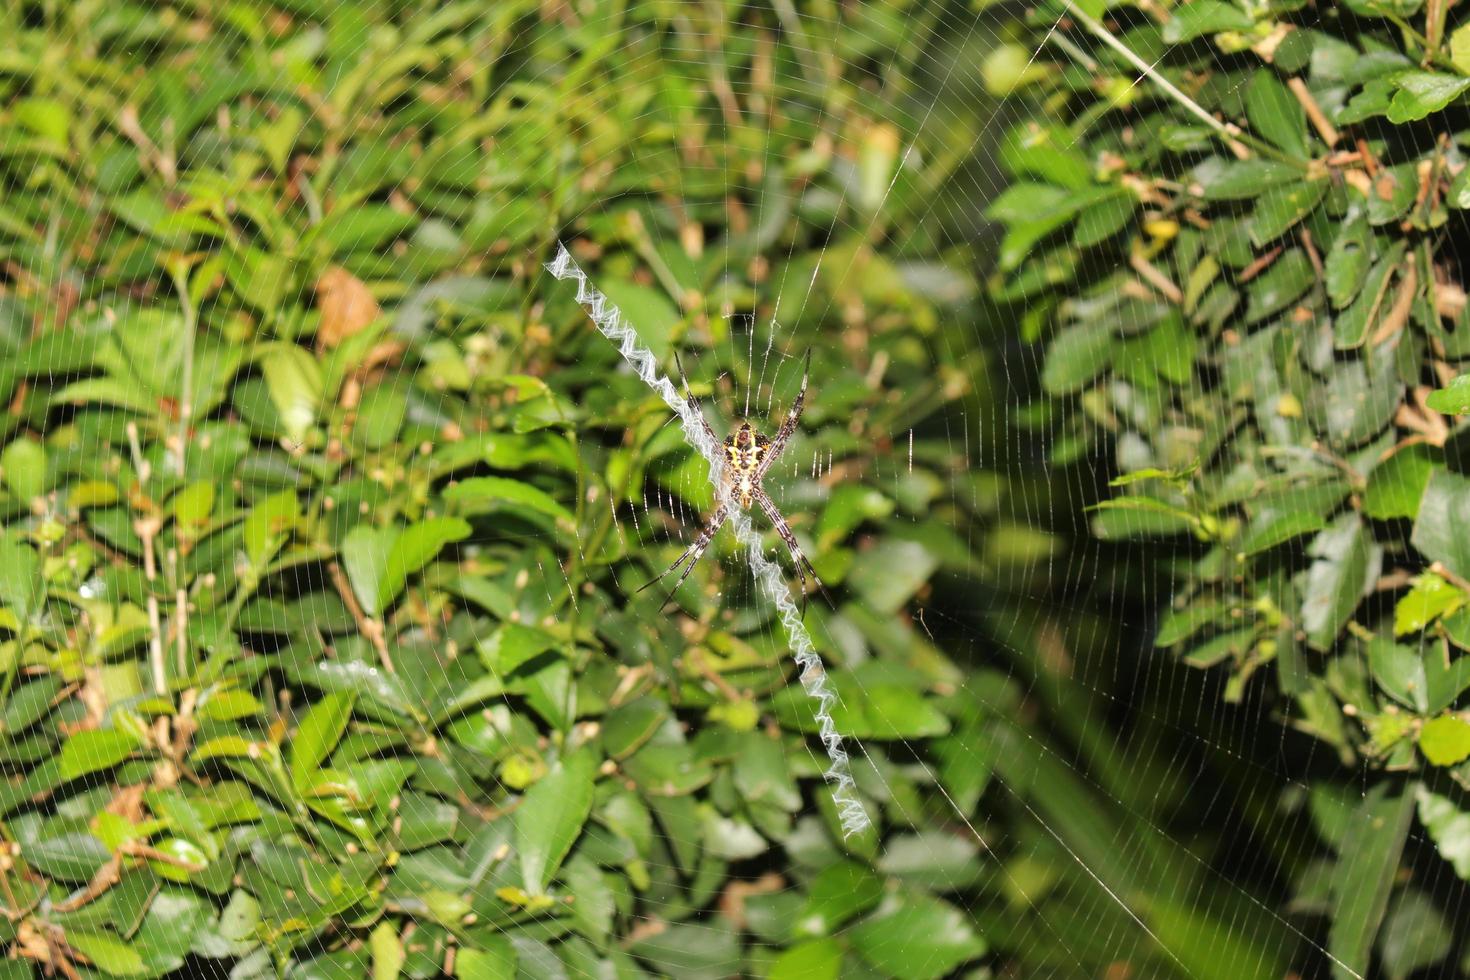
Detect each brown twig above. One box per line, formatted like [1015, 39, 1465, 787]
[1288, 78, 1339, 147]
[328, 561, 395, 674]
[1130, 251, 1183, 304]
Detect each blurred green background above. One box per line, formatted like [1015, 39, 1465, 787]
[4, 0, 1470, 977]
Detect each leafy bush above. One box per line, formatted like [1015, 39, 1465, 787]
[987, 0, 1470, 974]
[0, 3, 1034, 978]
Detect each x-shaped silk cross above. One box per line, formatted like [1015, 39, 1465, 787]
[547, 243, 869, 837]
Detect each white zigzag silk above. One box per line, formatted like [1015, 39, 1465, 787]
[546, 242, 869, 837]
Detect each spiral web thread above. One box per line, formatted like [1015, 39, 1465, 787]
[546, 242, 869, 837]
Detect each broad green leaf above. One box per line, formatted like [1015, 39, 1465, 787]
[479, 622, 560, 674]
[290, 692, 357, 791]
[1412, 471, 1470, 581]
[1364, 444, 1437, 519]
[445, 476, 575, 528]
[59, 728, 143, 780]
[377, 517, 471, 614]
[1426, 374, 1470, 414]
[795, 861, 885, 936]
[240, 490, 300, 571]
[1379, 889, 1452, 980]
[1387, 72, 1470, 123]
[1368, 638, 1428, 713]
[0, 533, 43, 626]
[170, 481, 216, 527]
[2, 436, 45, 501]
[66, 931, 148, 976]
[1239, 510, 1326, 555]
[516, 749, 596, 894]
[1041, 322, 1112, 394]
[1162, 0, 1252, 43]
[1416, 785, 1470, 877]
[1250, 179, 1327, 246]
[455, 940, 517, 979]
[769, 940, 843, 980]
[849, 893, 986, 980]
[1420, 716, 1470, 765]
[1394, 572, 1465, 636]
[1244, 248, 1313, 323]
[1329, 784, 1415, 979]
[341, 525, 395, 620]
[256, 343, 323, 444]
[1300, 515, 1373, 651]
[370, 920, 405, 980]
[1245, 72, 1308, 158]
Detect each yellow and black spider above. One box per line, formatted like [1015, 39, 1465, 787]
[637, 350, 827, 609]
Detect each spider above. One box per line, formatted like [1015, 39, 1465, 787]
[637, 350, 827, 609]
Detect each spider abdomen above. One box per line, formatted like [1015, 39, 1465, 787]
[724, 421, 769, 510]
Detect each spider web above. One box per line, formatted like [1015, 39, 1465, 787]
[0, 0, 1433, 978]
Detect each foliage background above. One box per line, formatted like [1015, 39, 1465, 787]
[8, 0, 1470, 978]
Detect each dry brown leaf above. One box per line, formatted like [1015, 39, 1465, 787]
[316, 266, 380, 349]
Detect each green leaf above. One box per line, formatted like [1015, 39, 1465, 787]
[1452, 21, 1470, 75]
[256, 343, 323, 444]
[1394, 572, 1465, 636]
[1426, 374, 1470, 414]
[516, 749, 596, 894]
[1300, 515, 1373, 652]
[340, 525, 395, 620]
[1245, 72, 1308, 158]
[290, 692, 357, 791]
[1412, 470, 1470, 581]
[1244, 248, 1313, 323]
[240, 490, 300, 571]
[794, 862, 885, 936]
[1364, 444, 1437, 520]
[849, 893, 986, 980]
[1325, 212, 1371, 309]
[455, 939, 517, 980]
[1239, 510, 1326, 555]
[14, 97, 72, 144]
[66, 931, 148, 976]
[59, 728, 143, 780]
[1420, 716, 1470, 765]
[445, 476, 576, 528]
[1387, 72, 1470, 123]
[1328, 784, 1415, 979]
[370, 920, 405, 980]
[1041, 322, 1112, 395]
[2, 436, 46, 501]
[1416, 785, 1470, 878]
[1368, 638, 1428, 712]
[0, 533, 43, 626]
[1249, 180, 1327, 246]
[377, 517, 471, 615]
[769, 940, 843, 980]
[1379, 889, 1453, 980]
[1162, 0, 1252, 43]
[479, 622, 561, 674]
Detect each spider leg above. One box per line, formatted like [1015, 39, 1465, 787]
[754, 487, 830, 612]
[674, 349, 720, 449]
[634, 504, 728, 607]
[756, 348, 810, 482]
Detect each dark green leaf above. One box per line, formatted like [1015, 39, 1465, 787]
[1412, 470, 1470, 580]
[516, 749, 596, 893]
[290, 692, 357, 791]
[1245, 72, 1308, 158]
